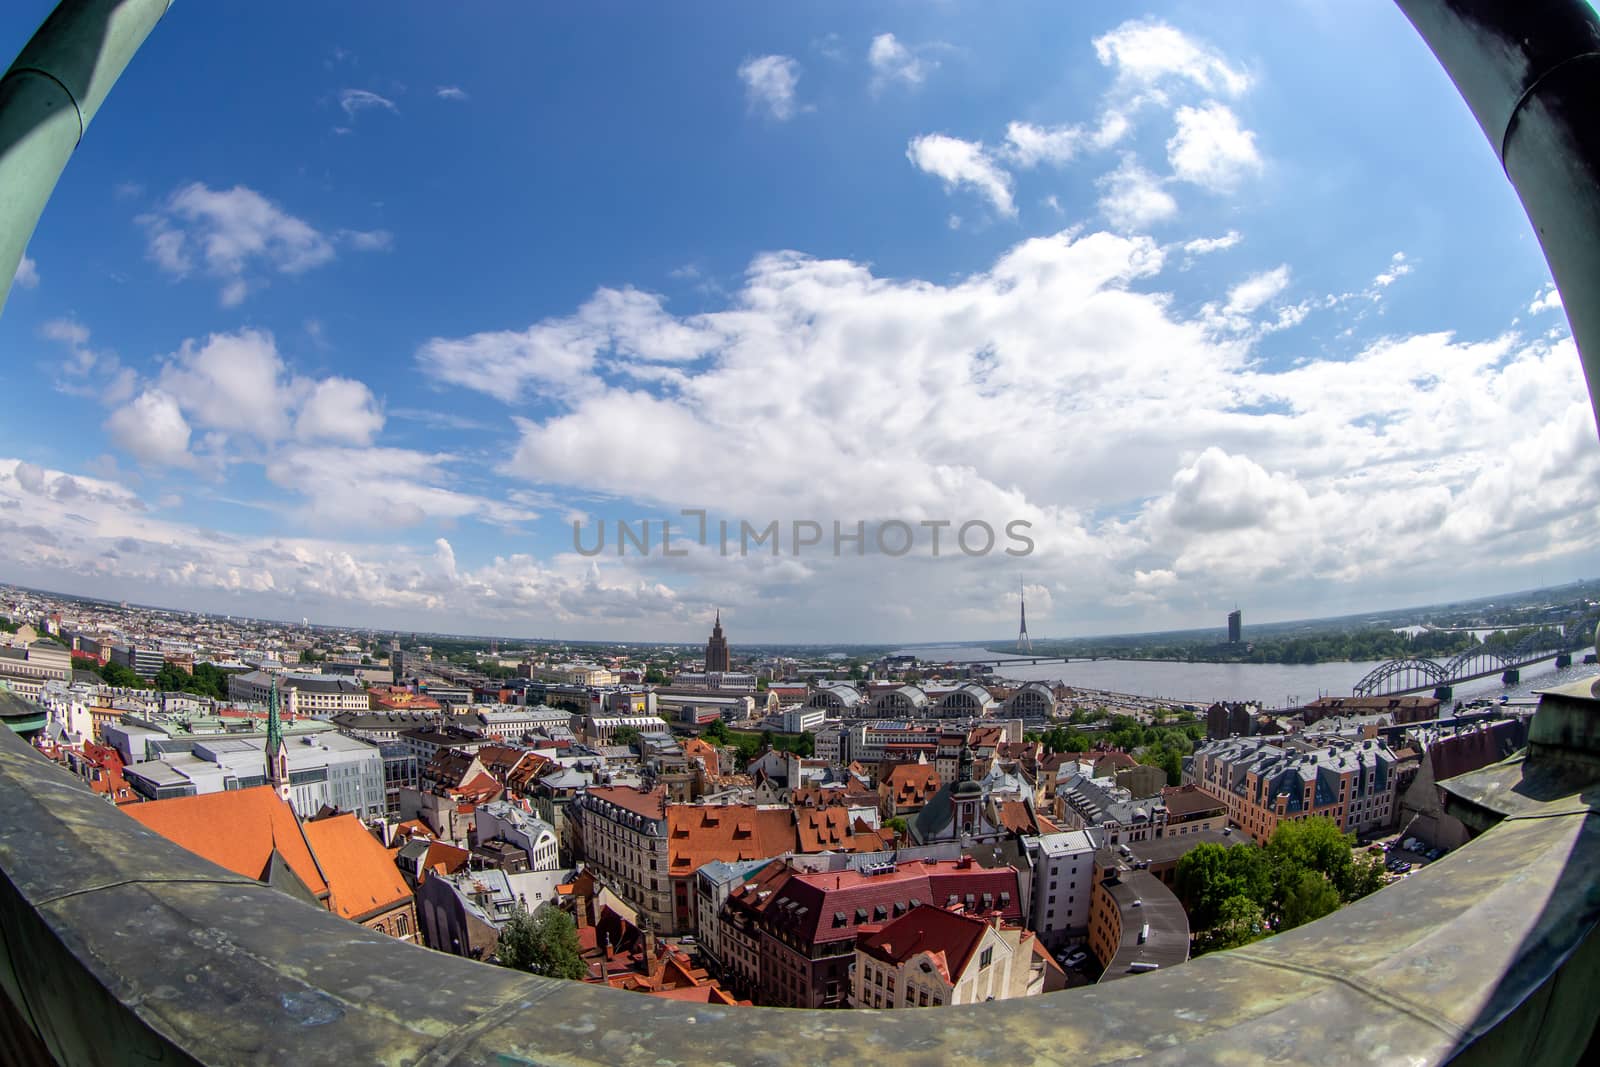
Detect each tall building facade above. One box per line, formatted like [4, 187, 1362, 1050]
[704, 611, 731, 673]
[1227, 609, 1243, 644]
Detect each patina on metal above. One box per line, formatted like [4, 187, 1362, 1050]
[2, 719, 1600, 1065]
[1396, 0, 1600, 433]
[0, 0, 173, 316]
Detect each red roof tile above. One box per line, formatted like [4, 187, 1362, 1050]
[302, 814, 413, 921]
[126, 786, 328, 900]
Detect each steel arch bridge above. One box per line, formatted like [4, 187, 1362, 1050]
[1353, 627, 1580, 697]
[1352, 658, 1449, 697]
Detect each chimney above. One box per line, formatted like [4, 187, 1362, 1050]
[644, 926, 657, 960]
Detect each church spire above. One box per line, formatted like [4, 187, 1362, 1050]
[266, 676, 290, 803]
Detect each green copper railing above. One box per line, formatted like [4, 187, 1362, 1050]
[0, 0, 171, 316]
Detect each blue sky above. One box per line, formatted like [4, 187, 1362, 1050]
[1, 1, 1595, 642]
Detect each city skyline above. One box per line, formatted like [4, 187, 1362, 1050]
[2, 1, 1598, 643]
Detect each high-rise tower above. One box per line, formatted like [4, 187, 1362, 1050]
[705, 611, 731, 673]
[1228, 608, 1242, 645]
[1017, 580, 1032, 653]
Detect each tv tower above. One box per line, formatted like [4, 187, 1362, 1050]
[1017, 578, 1032, 653]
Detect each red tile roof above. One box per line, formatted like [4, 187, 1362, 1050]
[667, 805, 798, 873]
[730, 858, 1022, 946]
[302, 814, 413, 921]
[126, 786, 328, 900]
[857, 903, 990, 980]
[883, 763, 940, 808]
[423, 841, 470, 878]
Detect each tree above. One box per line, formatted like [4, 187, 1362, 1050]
[1194, 895, 1267, 955]
[701, 719, 731, 746]
[611, 726, 641, 748]
[154, 662, 194, 693]
[95, 660, 148, 689]
[644, 667, 668, 685]
[885, 816, 909, 839]
[495, 905, 586, 979]
[1280, 869, 1341, 930]
[1266, 816, 1368, 900]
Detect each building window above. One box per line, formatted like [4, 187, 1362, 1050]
[979, 947, 993, 970]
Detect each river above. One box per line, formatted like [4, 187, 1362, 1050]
[895, 644, 1600, 708]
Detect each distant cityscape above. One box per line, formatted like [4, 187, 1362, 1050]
[0, 578, 1595, 1006]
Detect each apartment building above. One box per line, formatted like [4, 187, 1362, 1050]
[227, 670, 369, 718]
[718, 857, 1024, 1008]
[1021, 829, 1100, 950]
[568, 785, 672, 931]
[1188, 734, 1398, 844]
[852, 904, 1055, 1008]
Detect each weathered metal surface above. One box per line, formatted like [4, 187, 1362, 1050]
[0, 0, 173, 316]
[2, 725, 1599, 1065]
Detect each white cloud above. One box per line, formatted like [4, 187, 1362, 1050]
[408, 229, 1600, 632]
[1529, 283, 1564, 315]
[156, 329, 299, 443]
[338, 88, 397, 120]
[869, 33, 940, 90]
[1093, 18, 1252, 100]
[104, 390, 192, 468]
[1372, 251, 1412, 289]
[42, 319, 136, 405]
[12, 255, 38, 289]
[738, 55, 803, 121]
[418, 286, 721, 405]
[1003, 122, 1083, 168]
[1226, 265, 1291, 315]
[1097, 157, 1177, 230]
[294, 378, 384, 446]
[137, 183, 385, 304]
[436, 86, 469, 101]
[340, 228, 393, 252]
[1167, 102, 1262, 192]
[906, 134, 1016, 217]
[1182, 231, 1242, 256]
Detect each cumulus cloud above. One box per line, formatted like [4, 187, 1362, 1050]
[868, 33, 940, 90]
[1093, 18, 1252, 100]
[417, 286, 721, 405]
[294, 377, 385, 445]
[1097, 157, 1177, 230]
[104, 390, 193, 468]
[905, 18, 1256, 221]
[136, 183, 384, 305]
[739, 55, 803, 120]
[396, 225, 1600, 637]
[1167, 102, 1262, 191]
[906, 134, 1016, 217]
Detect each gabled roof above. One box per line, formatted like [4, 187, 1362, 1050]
[423, 841, 471, 878]
[302, 814, 413, 921]
[125, 786, 328, 900]
[857, 903, 990, 980]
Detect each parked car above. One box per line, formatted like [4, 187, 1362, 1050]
[1425, 848, 1442, 861]
[1063, 950, 1089, 968]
